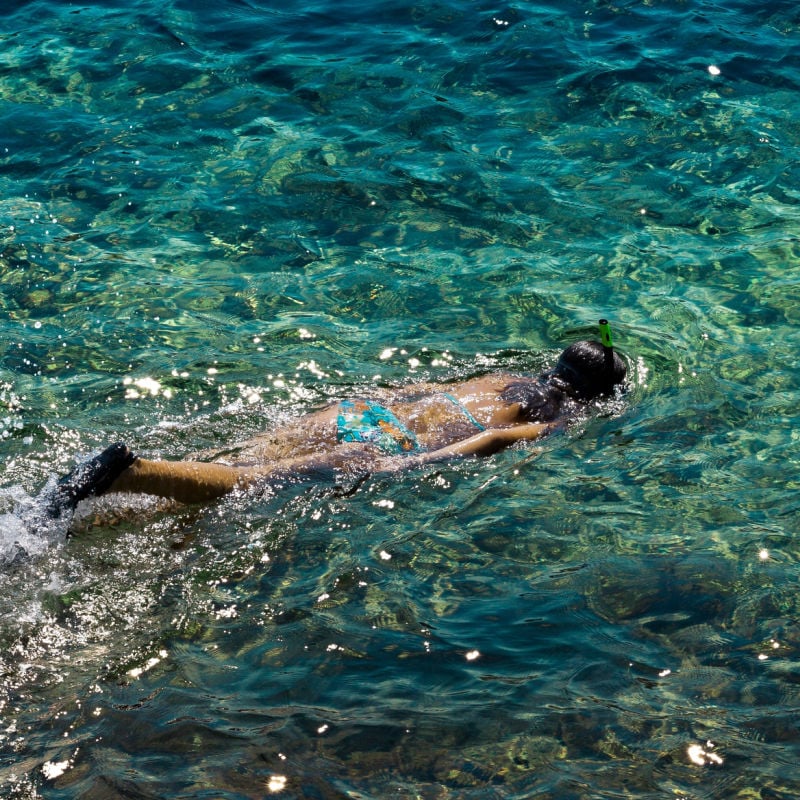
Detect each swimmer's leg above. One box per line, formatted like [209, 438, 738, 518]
[45, 442, 137, 519]
[106, 443, 379, 504]
[49, 438, 382, 513]
[107, 457, 252, 504]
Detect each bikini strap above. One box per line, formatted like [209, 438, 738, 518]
[441, 393, 486, 431]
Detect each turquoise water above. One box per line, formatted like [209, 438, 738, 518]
[3, 0, 800, 796]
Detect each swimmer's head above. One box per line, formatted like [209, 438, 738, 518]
[550, 340, 627, 401]
[499, 332, 627, 421]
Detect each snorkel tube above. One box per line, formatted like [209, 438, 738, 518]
[598, 318, 615, 376]
[598, 318, 613, 350]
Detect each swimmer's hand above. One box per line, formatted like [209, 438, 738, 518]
[45, 442, 137, 519]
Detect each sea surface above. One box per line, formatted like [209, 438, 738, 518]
[2, 0, 800, 797]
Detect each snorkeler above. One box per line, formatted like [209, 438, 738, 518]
[45, 327, 627, 519]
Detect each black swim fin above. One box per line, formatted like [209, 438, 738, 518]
[45, 442, 136, 519]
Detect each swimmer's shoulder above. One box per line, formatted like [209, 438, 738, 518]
[379, 372, 520, 403]
[449, 372, 520, 396]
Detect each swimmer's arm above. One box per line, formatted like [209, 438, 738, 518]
[392, 422, 552, 470]
[428, 422, 551, 460]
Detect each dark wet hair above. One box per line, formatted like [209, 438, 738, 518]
[551, 340, 627, 400]
[499, 379, 565, 422]
[499, 340, 627, 421]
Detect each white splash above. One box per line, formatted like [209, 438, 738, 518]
[0, 483, 67, 566]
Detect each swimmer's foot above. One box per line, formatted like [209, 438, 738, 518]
[45, 443, 137, 519]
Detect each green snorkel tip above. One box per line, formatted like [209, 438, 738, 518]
[598, 319, 613, 349]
